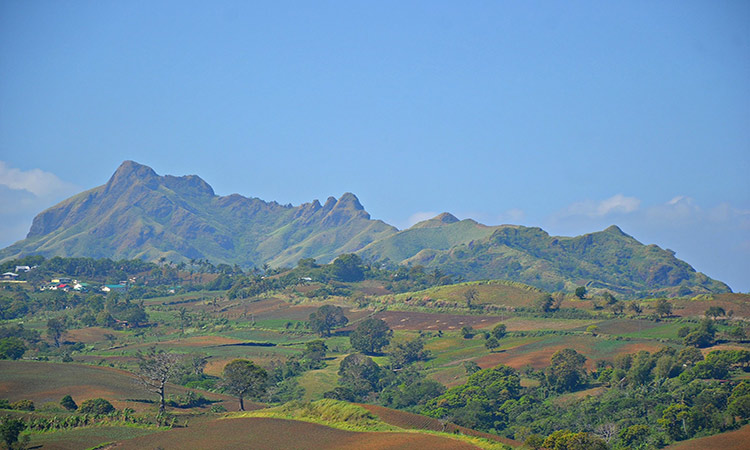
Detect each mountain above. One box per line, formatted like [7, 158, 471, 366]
[376, 223, 729, 296]
[0, 161, 731, 296]
[0, 161, 397, 267]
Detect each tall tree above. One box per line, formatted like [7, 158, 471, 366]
[547, 348, 587, 392]
[350, 318, 393, 355]
[308, 305, 348, 337]
[135, 347, 183, 413]
[46, 317, 67, 348]
[221, 359, 268, 411]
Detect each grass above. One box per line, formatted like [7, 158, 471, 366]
[297, 356, 345, 401]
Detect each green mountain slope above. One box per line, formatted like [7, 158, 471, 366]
[0, 161, 397, 267]
[396, 225, 730, 296]
[357, 213, 498, 263]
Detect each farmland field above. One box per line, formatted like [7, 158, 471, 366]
[112, 416, 484, 449]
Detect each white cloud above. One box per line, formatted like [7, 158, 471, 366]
[0, 162, 80, 248]
[563, 194, 641, 218]
[0, 161, 78, 197]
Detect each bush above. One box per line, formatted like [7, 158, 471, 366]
[10, 399, 34, 411]
[78, 398, 115, 415]
[60, 395, 77, 411]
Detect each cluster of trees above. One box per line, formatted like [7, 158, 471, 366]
[415, 346, 750, 447]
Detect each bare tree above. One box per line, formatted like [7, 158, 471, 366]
[135, 347, 183, 413]
[464, 287, 478, 309]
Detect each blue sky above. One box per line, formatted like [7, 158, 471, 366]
[1, 1, 748, 291]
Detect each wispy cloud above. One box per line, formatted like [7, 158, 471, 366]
[561, 194, 641, 218]
[0, 162, 80, 248]
[0, 161, 78, 197]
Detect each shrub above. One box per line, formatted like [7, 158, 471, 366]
[10, 399, 34, 411]
[60, 395, 77, 411]
[78, 398, 115, 415]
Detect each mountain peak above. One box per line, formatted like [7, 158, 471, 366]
[336, 192, 364, 211]
[603, 225, 632, 238]
[411, 212, 460, 229]
[106, 160, 159, 190]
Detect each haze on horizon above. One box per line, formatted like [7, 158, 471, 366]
[0, 1, 748, 291]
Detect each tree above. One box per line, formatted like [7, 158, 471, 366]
[308, 305, 348, 337]
[485, 336, 500, 351]
[350, 318, 392, 355]
[79, 398, 115, 415]
[337, 353, 384, 399]
[46, 317, 67, 347]
[221, 359, 268, 411]
[491, 323, 507, 340]
[135, 347, 183, 413]
[684, 319, 717, 348]
[658, 403, 689, 440]
[628, 301, 643, 316]
[301, 340, 328, 369]
[389, 338, 429, 369]
[461, 326, 475, 339]
[655, 299, 672, 318]
[464, 287, 478, 309]
[330, 254, 365, 282]
[547, 348, 587, 392]
[705, 306, 725, 319]
[536, 295, 555, 313]
[0, 337, 26, 360]
[0, 416, 25, 449]
[60, 394, 77, 411]
[618, 424, 651, 449]
[575, 286, 587, 299]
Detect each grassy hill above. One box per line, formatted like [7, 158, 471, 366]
[400, 225, 730, 296]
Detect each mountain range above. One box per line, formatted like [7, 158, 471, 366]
[0, 161, 731, 296]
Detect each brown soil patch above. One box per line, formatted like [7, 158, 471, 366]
[360, 404, 520, 447]
[671, 293, 750, 318]
[475, 344, 567, 370]
[474, 336, 666, 371]
[111, 416, 481, 449]
[667, 424, 750, 450]
[617, 341, 666, 355]
[0, 360, 245, 413]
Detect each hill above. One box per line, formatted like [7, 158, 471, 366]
[0, 161, 731, 296]
[390, 224, 730, 296]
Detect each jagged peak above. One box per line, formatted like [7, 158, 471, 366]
[335, 192, 364, 211]
[602, 225, 633, 239]
[108, 160, 158, 183]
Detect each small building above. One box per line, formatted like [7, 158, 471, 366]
[1, 272, 18, 281]
[15, 266, 31, 273]
[101, 284, 127, 293]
